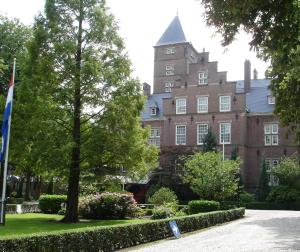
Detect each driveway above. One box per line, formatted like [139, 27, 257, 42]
[125, 210, 300, 252]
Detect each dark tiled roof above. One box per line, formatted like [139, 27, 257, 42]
[141, 93, 171, 120]
[236, 79, 274, 113]
[155, 16, 187, 46]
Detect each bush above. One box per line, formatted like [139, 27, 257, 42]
[220, 201, 237, 210]
[245, 201, 300, 210]
[0, 208, 245, 251]
[57, 209, 66, 216]
[151, 204, 175, 220]
[188, 200, 220, 214]
[21, 203, 40, 213]
[39, 195, 67, 214]
[266, 186, 300, 203]
[5, 204, 17, 214]
[78, 192, 138, 219]
[239, 192, 255, 204]
[148, 187, 178, 206]
[145, 209, 153, 216]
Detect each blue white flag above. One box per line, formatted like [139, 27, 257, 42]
[0, 71, 14, 162]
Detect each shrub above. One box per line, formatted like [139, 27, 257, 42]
[78, 192, 138, 219]
[38, 195, 67, 214]
[151, 204, 176, 220]
[240, 192, 255, 204]
[148, 187, 178, 206]
[0, 208, 245, 251]
[188, 200, 220, 214]
[220, 201, 237, 210]
[57, 209, 66, 216]
[266, 186, 300, 203]
[245, 201, 300, 210]
[5, 204, 17, 214]
[21, 203, 40, 213]
[145, 209, 153, 216]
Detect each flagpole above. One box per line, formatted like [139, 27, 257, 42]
[0, 58, 16, 225]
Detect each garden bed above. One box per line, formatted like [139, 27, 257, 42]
[0, 208, 245, 252]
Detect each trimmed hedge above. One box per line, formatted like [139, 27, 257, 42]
[0, 208, 244, 252]
[39, 195, 67, 214]
[246, 201, 300, 210]
[188, 200, 220, 214]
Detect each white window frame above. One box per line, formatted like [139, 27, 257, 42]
[176, 125, 186, 145]
[219, 122, 231, 144]
[268, 96, 275, 104]
[150, 107, 157, 116]
[149, 127, 160, 148]
[176, 98, 186, 114]
[165, 64, 174, 76]
[264, 123, 279, 146]
[164, 82, 173, 93]
[197, 96, 208, 113]
[265, 158, 279, 186]
[198, 71, 208, 85]
[197, 123, 208, 145]
[165, 47, 175, 55]
[219, 96, 231, 112]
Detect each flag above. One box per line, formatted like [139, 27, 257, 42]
[0, 69, 15, 162]
[0, 59, 15, 225]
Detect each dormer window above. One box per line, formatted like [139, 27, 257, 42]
[151, 107, 157, 116]
[165, 64, 174, 76]
[198, 71, 208, 85]
[165, 47, 175, 55]
[268, 95, 275, 104]
[165, 82, 173, 92]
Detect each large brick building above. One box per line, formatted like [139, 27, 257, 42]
[141, 15, 299, 194]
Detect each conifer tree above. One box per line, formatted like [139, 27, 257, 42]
[256, 156, 270, 201]
[202, 127, 217, 152]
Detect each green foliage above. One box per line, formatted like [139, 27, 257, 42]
[78, 192, 138, 220]
[0, 209, 245, 251]
[38, 195, 67, 214]
[200, 0, 300, 139]
[256, 156, 270, 201]
[183, 152, 240, 201]
[273, 156, 300, 187]
[246, 201, 300, 210]
[239, 192, 256, 204]
[266, 186, 300, 203]
[230, 145, 238, 160]
[202, 127, 217, 152]
[151, 205, 174, 219]
[148, 187, 178, 206]
[188, 200, 220, 214]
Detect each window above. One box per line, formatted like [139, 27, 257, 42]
[264, 123, 279, 146]
[149, 127, 160, 147]
[268, 95, 275, 104]
[176, 125, 186, 145]
[165, 82, 173, 92]
[198, 71, 208, 85]
[165, 64, 174, 76]
[219, 96, 231, 112]
[220, 122, 231, 144]
[165, 47, 175, 54]
[150, 107, 157, 116]
[197, 123, 208, 145]
[265, 158, 279, 186]
[197, 96, 208, 113]
[176, 98, 186, 114]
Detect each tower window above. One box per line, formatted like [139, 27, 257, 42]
[165, 47, 175, 55]
[198, 71, 208, 85]
[165, 82, 173, 92]
[166, 65, 175, 76]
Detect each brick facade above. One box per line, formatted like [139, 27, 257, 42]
[142, 16, 299, 193]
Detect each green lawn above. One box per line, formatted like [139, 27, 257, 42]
[0, 213, 149, 238]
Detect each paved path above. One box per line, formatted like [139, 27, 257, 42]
[125, 210, 300, 252]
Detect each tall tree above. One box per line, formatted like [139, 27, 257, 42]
[256, 156, 270, 201]
[26, 0, 157, 222]
[202, 127, 217, 152]
[200, 0, 300, 138]
[183, 151, 240, 201]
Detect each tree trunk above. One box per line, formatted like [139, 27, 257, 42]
[24, 172, 31, 201]
[62, 0, 83, 223]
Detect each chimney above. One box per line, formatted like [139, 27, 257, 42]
[244, 60, 251, 93]
[253, 68, 258, 80]
[143, 82, 151, 96]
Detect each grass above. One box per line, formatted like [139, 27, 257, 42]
[0, 213, 149, 238]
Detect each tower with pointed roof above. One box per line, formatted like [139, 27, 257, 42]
[137, 15, 299, 201]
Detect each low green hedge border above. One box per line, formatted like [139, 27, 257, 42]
[246, 201, 300, 210]
[0, 208, 244, 252]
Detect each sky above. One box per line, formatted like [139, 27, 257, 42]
[0, 0, 269, 88]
